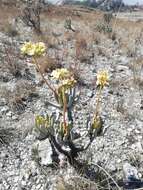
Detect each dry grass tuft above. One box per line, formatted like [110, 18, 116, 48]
[120, 39, 137, 57]
[0, 127, 14, 145]
[69, 65, 85, 86]
[54, 162, 121, 190]
[55, 175, 99, 190]
[1, 80, 37, 113]
[130, 56, 143, 86]
[1, 41, 24, 78]
[75, 34, 90, 63]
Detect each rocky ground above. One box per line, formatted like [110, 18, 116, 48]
[116, 11, 143, 21]
[0, 4, 143, 190]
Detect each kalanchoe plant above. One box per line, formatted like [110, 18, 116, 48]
[21, 42, 109, 180]
[92, 70, 109, 130]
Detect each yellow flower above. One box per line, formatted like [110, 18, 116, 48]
[34, 42, 46, 56]
[92, 116, 102, 130]
[60, 77, 77, 89]
[21, 42, 35, 56]
[96, 70, 109, 87]
[21, 42, 46, 56]
[51, 68, 71, 80]
[35, 115, 49, 128]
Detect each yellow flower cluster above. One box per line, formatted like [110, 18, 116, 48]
[96, 70, 109, 87]
[51, 68, 71, 80]
[60, 78, 77, 90]
[21, 42, 46, 56]
[52, 68, 76, 90]
[35, 115, 49, 128]
[92, 116, 102, 129]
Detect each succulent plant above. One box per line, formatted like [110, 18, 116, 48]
[21, 42, 109, 180]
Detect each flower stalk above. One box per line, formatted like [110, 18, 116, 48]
[92, 70, 109, 129]
[62, 88, 68, 136]
[94, 85, 102, 119]
[33, 57, 57, 95]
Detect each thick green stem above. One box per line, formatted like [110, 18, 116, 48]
[62, 88, 68, 136]
[94, 86, 102, 120]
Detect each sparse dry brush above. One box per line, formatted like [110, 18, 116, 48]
[1, 80, 37, 113]
[95, 12, 117, 44]
[120, 39, 136, 57]
[36, 56, 61, 73]
[130, 56, 143, 86]
[0, 127, 14, 145]
[20, 0, 42, 34]
[39, 33, 60, 49]
[0, 0, 16, 6]
[2, 41, 23, 77]
[69, 64, 85, 86]
[103, 13, 113, 25]
[75, 35, 87, 61]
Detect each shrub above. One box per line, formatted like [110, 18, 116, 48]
[20, 0, 42, 34]
[1, 80, 37, 113]
[130, 56, 143, 85]
[75, 35, 89, 62]
[96, 13, 113, 34]
[103, 13, 113, 24]
[2, 41, 22, 77]
[96, 23, 112, 34]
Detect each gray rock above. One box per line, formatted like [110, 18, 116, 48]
[131, 142, 143, 152]
[116, 65, 129, 72]
[6, 111, 13, 117]
[87, 89, 94, 98]
[12, 115, 18, 120]
[37, 139, 53, 166]
[116, 140, 124, 146]
[108, 163, 117, 172]
[0, 106, 9, 114]
[36, 184, 42, 189]
[123, 163, 140, 180]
